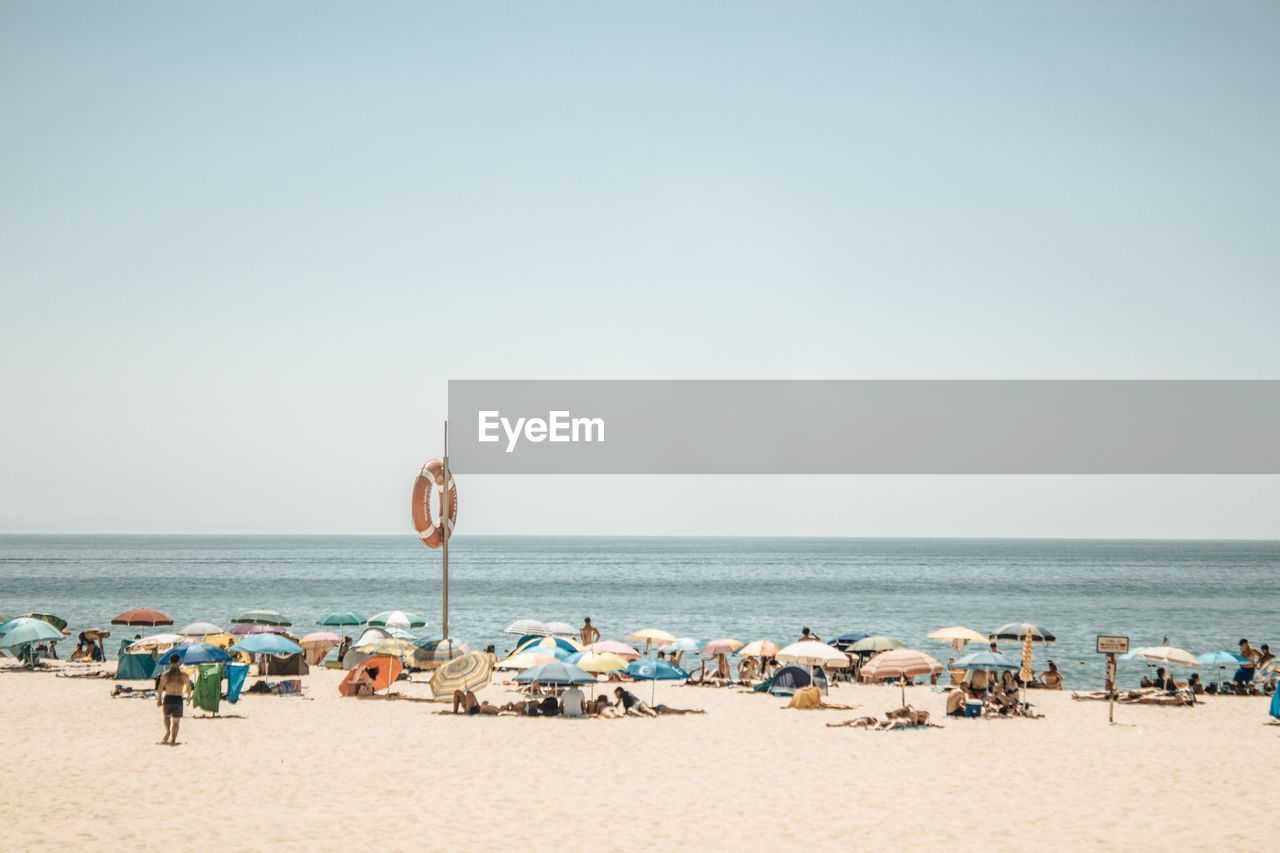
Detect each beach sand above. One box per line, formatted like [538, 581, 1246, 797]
[1, 661, 1276, 851]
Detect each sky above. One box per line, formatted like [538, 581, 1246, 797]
[1, 1, 1278, 537]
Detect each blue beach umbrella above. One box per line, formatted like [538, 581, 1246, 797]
[514, 661, 596, 686]
[516, 635, 581, 655]
[831, 632, 870, 650]
[0, 618, 64, 649]
[1198, 650, 1248, 689]
[952, 651, 1020, 672]
[626, 658, 690, 704]
[229, 634, 303, 656]
[164, 642, 232, 666]
[660, 637, 701, 653]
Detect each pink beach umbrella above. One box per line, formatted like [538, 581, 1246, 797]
[586, 640, 641, 661]
[700, 638, 743, 656]
[860, 648, 944, 705]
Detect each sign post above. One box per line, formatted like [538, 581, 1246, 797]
[1097, 635, 1129, 724]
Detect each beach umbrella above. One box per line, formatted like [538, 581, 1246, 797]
[0, 617, 38, 637]
[0, 618, 64, 650]
[496, 651, 556, 670]
[1128, 646, 1199, 668]
[586, 640, 641, 660]
[231, 609, 290, 626]
[515, 661, 596, 686]
[300, 631, 342, 644]
[413, 638, 472, 668]
[516, 635, 582, 655]
[368, 611, 427, 629]
[382, 627, 417, 641]
[355, 638, 418, 657]
[990, 623, 1055, 643]
[504, 619, 548, 636]
[952, 650, 1020, 671]
[830, 632, 870, 651]
[177, 622, 224, 637]
[24, 612, 68, 632]
[570, 651, 628, 674]
[777, 640, 849, 671]
[111, 608, 173, 627]
[164, 642, 232, 666]
[660, 637, 701, 653]
[860, 648, 944, 705]
[126, 633, 186, 653]
[626, 628, 677, 655]
[625, 658, 690, 703]
[429, 652, 494, 699]
[1197, 650, 1248, 689]
[228, 634, 303, 657]
[738, 639, 778, 658]
[229, 623, 292, 636]
[317, 611, 366, 627]
[1019, 631, 1035, 686]
[927, 626, 989, 652]
[848, 636, 904, 654]
[701, 638, 743, 656]
[544, 621, 578, 636]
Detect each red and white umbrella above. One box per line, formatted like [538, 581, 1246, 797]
[860, 648, 944, 705]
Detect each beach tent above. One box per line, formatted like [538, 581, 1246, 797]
[768, 663, 828, 697]
[338, 655, 402, 697]
[116, 650, 157, 680]
[263, 652, 310, 676]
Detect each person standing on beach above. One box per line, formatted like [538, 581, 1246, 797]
[1235, 639, 1259, 687]
[156, 653, 193, 745]
[799, 627, 821, 643]
[580, 618, 600, 647]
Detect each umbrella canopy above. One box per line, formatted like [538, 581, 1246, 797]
[701, 638, 743, 656]
[299, 631, 343, 646]
[860, 648, 944, 681]
[317, 611, 366, 627]
[848, 636, 904, 654]
[383, 627, 418, 641]
[177, 621, 225, 637]
[1019, 631, 1036, 683]
[626, 628, 677, 648]
[24, 612, 68, 632]
[355, 638, 418, 657]
[229, 623, 292, 636]
[504, 619, 548, 636]
[1126, 646, 1199, 667]
[990, 623, 1055, 642]
[126, 633, 186, 653]
[0, 617, 40, 637]
[778, 640, 849, 668]
[952, 650, 1021, 671]
[1197, 650, 1248, 666]
[111, 608, 173, 627]
[544, 621, 578, 636]
[429, 652, 494, 698]
[660, 637, 702, 653]
[516, 635, 582, 655]
[624, 659, 689, 680]
[830, 632, 870, 650]
[413, 638, 472, 667]
[228, 634, 303, 656]
[496, 651, 556, 670]
[586, 640, 641, 660]
[568, 651, 628, 674]
[231, 609, 291, 626]
[927, 626, 989, 646]
[515, 661, 596, 685]
[164, 642, 232, 666]
[738, 639, 779, 658]
[368, 610, 427, 629]
[0, 618, 65, 649]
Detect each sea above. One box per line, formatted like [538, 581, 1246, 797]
[2, 535, 1277, 688]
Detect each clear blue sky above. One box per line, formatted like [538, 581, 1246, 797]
[2, 2, 1277, 535]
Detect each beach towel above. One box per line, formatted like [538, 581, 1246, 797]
[194, 664, 223, 714]
[225, 663, 248, 704]
[1270, 686, 1279, 720]
[785, 686, 823, 709]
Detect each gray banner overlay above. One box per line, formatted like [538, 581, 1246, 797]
[447, 380, 1280, 474]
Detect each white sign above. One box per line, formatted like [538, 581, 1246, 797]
[1096, 635, 1129, 655]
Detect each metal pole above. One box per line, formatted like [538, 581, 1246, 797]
[442, 420, 450, 641]
[1106, 653, 1116, 724]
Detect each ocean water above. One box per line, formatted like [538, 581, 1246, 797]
[2, 535, 1277, 687]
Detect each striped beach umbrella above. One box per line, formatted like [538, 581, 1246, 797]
[516, 635, 582, 655]
[504, 619, 548, 636]
[990, 623, 1055, 643]
[429, 651, 494, 699]
[544, 621, 578, 636]
[860, 649, 944, 705]
[414, 638, 472, 669]
[368, 611, 427, 629]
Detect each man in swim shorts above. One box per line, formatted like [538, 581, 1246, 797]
[156, 653, 193, 745]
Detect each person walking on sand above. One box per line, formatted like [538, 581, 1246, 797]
[580, 617, 600, 647]
[156, 653, 193, 745]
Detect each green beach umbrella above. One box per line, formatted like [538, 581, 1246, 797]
[25, 613, 68, 632]
[0, 618, 64, 649]
[318, 611, 366, 627]
[231, 609, 291, 626]
[368, 610, 426, 629]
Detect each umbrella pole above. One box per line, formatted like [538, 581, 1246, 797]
[901, 676, 906, 707]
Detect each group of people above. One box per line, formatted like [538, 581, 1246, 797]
[446, 685, 706, 718]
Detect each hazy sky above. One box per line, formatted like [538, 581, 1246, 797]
[2, 2, 1278, 536]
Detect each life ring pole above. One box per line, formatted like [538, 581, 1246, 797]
[441, 420, 450, 641]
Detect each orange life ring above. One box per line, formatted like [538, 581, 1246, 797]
[411, 459, 457, 548]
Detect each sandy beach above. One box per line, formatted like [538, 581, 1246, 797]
[3, 660, 1276, 852]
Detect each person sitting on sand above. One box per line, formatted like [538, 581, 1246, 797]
[737, 656, 758, 684]
[1187, 673, 1204, 694]
[614, 686, 657, 718]
[946, 688, 968, 717]
[969, 668, 991, 696]
[156, 653, 193, 745]
[1000, 670, 1021, 703]
[1040, 660, 1063, 690]
[561, 685, 585, 718]
[449, 689, 499, 715]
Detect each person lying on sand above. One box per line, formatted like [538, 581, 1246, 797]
[447, 689, 500, 715]
[826, 716, 878, 728]
[614, 686, 659, 717]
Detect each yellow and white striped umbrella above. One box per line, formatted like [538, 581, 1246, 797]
[429, 652, 494, 699]
[573, 651, 628, 674]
